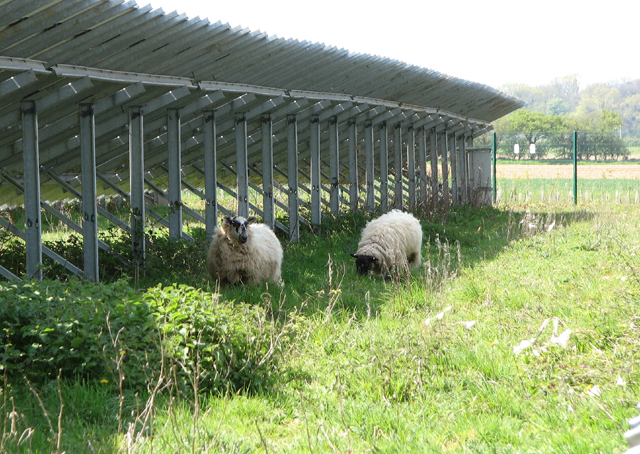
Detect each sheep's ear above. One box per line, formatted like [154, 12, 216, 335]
[247, 217, 257, 224]
[223, 216, 232, 225]
[350, 253, 358, 258]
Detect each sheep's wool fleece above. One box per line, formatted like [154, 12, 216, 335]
[207, 223, 283, 285]
[356, 210, 422, 274]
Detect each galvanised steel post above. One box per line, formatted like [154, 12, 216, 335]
[573, 131, 578, 205]
[167, 108, 182, 239]
[204, 110, 217, 239]
[310, 115, 321, 225]
[236, 113, 249, 218]
[22, 100, 42, 280]
[492, 132, 497, 203]
[80, 103, 99, 282]
[262, 115, 275, 229]
[287, 115, 299, 241]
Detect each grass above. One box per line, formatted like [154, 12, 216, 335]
[1, 199, 640, 452]
[497, 178, 640, 205]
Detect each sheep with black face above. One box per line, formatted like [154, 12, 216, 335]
[351, 210, 422, 278]
[207, 215, 283, 286]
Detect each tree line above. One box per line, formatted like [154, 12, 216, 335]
[478, 75, 640, 160]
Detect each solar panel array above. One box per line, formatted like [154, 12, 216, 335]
[0, 0, 524, 281]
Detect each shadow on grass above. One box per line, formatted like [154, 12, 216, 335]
[0, 203, 596, 318]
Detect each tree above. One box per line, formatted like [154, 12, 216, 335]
[499, 83, 547, 113]
[546, 97, 570, 116]
[496, 109, 564, 159]
[575, 83, 623, 116]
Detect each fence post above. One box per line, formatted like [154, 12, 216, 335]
[492, 131, 497, 204]
[573, 131, 578, 205]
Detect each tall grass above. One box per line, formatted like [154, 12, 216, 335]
[1, 201, 640, 453]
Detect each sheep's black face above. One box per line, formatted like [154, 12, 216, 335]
[351, 254, 377, 275]
[224, 215, 256, 244]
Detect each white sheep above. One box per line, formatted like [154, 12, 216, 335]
[207, 215, 283, 286]
[350, 210, 422, 277]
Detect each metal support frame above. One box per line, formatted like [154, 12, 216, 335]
[328, 116, 339, 215]
[365, 120, 375, 212]
[348, 119, 359, 211]
[310, 115, 321, 225]
[236, 113, 249, 218]
[129, 106, 145, 264]
[458, 135, 468, 204]
[492, 131, 497, 204]
[393, 123, 403, 209]
[262, 115, 275, 228]
[204, 110, 218, 238]
[80, 103, 99, 282]
[167, 108, 182, 239]
[407, 125, 416, 210]
[430, 129, 439, 205]
[379, 122, 389, 212]
[441, 131, 449, 208]
[450, 132, 458, 205]
[418, 127, 427, 204]
[287, 115, 299, 241]
[22, 100, 42, 280]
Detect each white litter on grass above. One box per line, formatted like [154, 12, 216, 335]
[436, 306, 452, 320]
[587, 385, 601, 397]
[550, 329, 572, 348]
[617, 376, 627, 386]
[514, 339, 537, 355]
[513, 317, 573, 355]
[424, 306, 452, 326]
[454, 320, 477, 330]
[424, 307, 476, 330]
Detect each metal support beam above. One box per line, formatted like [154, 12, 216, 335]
[450, 132, 458, 205]
[310, 115, 321, 225]
[236, 113, 249, 218]
[348, 119, 359, 211]
[365, 120, 375, 212]
[441, 131, 450, 208]
[167, 108, 182, 239]
[80, 103, 99, 282]
[204, 110, 217, 239]
[458, 135, 468, 204]
[129, 106, 145, 265]
[418, 127, 427, 204]
[393, 123, 403, 209]
[407, 125, 416, 210]
[379, 122, 389, 212]
[287, 115, 299, 241]
[22, 100, 42, 280]
[329, 116, 339, 215]
[430, 129, 439, 205]
[262, 115, 275, 229]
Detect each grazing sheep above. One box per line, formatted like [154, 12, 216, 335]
[207, 215, 283, 286]
[351, 210, 422, 277]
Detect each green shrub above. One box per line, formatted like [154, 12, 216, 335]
[146, 284, 286, 394]
[0, 280, 285, 395]
[0, 279, 158, 388]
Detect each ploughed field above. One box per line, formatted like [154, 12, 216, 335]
[497, 163, 640, 179]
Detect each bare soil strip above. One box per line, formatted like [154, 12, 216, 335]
[497, 164, 640, 180]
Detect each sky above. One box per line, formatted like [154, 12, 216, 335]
[146, 0, 639, 91]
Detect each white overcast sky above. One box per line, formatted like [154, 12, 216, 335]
[145, 0, 639, 90]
